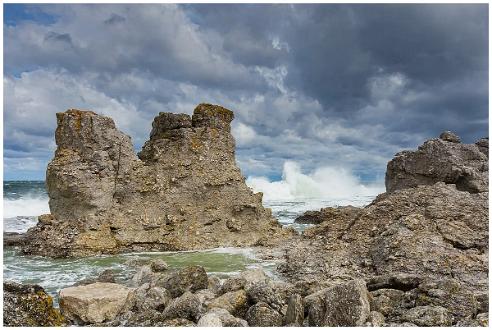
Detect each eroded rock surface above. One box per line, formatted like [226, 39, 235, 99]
[386, 131, 488, 193]
[273, 132, 488, 326]
[22, 104, 291, 257]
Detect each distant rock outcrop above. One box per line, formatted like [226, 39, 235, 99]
[385, 131, 488, 193]
[22, 104, 291, 257]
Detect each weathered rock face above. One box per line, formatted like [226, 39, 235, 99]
[386, 131, 488, 193]
[274, 132, 488, 326]
[3, 282, 66, 326]
[22, 104, 291, 257]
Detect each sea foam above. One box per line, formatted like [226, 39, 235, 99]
[246, 161, 384, 205]
[3, 195, 50, 218]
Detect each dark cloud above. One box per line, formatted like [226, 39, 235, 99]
[3, 3, 488, 181]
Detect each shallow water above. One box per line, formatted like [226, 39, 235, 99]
[3, 246, 276, 306]
[3, 180, 377, 299]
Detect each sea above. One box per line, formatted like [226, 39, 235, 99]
[3, 180, 381, 302]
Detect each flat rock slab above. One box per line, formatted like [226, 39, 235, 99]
[59, 282, 132, 324]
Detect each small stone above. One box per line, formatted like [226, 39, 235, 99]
[246, 302, 283, 327]
[439, 130, 461, 143]
[150, 259, 168, 272]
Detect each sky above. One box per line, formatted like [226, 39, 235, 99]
[3, 3, 489, 184]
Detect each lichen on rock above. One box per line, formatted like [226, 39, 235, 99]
[21, 103, 292, 257]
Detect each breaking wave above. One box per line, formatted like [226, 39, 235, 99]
[3, 196, 50, 219]
[246, 161, 384, 203]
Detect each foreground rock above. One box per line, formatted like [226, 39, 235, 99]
[3, 282, 66, 326]
[274, 132, 488, 326]
[22, 104, 292, 257]
[59, 282, 132, 324]
[386, 131, 488, 193]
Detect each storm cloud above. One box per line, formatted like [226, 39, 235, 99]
[3, 4, 488, 182]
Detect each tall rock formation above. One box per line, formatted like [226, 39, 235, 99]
[23, 104, 291, 257]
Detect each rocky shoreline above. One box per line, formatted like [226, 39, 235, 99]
[3, 105, 489, 327]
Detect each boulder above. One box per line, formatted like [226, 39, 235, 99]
[125, 283, 171, 313]
[59, 282, 132, 324]
[246, 281, 284, 311]
[208, 290, 248, 317]
[22, 104, 292, 257]
[197, 308, 248, 327]
[245, 302, 283, 327]
[322, 279, 371, 326]
[162, 291, 203, 322]
[158, 265, 208, 298]
[386, 132, 488, 193]
[151, 259, 169, 272]
[3, 282, 66, 326]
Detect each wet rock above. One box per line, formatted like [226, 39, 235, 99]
[246, 302, 283, 327]
[284, 293, 304, 326]
[402, 306, 452, 326]
[198, 308, 248, 327]
[322, 279, 371, 326]
[386, 132, 488, 193]
[3, 232, 26, 247]
[3, 282, 66, 326]
[130, 265, 155, 287]
[158, 265, 208, 298]
[151, 259, 169, 272]
[208, 290, 248, 317]
[75, 269, 116, 286]
[162, 291, 203, 322]
[295, 205, 360, 225]
[59, 282, 132, 324]
[22, 104, 292, 257]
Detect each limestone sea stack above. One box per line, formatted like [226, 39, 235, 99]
[22, 104, 291, 257]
